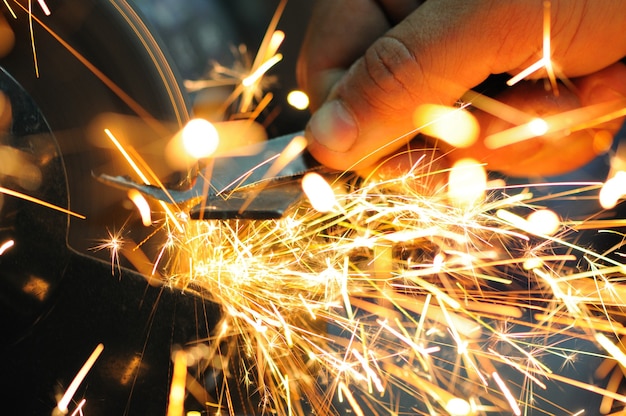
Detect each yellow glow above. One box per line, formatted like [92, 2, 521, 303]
[448, 159, 487, 208]
[414, 104, 479, 148]
[128, 189, 152, 227]
[445, 397, 472, 416]
[182, 118, 219, 159]
[119, 356, 142, 386]
[186, 412, 202, 416]
[302, 172, 336, 213]
[167, 351, 188, 416]
[523, 257, 544, 270]
[22, 275, 50, 301]
[599, 171, 626, 209]
[287, 90, 309, 110]
[526, 209, 560, 236]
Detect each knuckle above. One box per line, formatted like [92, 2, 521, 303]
[361, 35, 423, 111]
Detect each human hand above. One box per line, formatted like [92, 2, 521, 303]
[297, 0, 626, 176]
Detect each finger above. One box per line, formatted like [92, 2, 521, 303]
[296, 0, 390, 110]
[449, 62, 626, 177]
[375, 0, 424, 24]
[305, 0, 626, 171]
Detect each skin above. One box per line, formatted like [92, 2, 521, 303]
[297, 0, 626, 177]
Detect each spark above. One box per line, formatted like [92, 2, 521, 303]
[181, 118, 219, 159]
[128, 189, 152, 227]
[166, 350, 187, 416]
[301, 172, 337, 213]
[492, 371, 522, 416]
[596, 333, 626, 369]
[507, 1, 557, 90]
[69, 399, 86, 416]
[242, 51, 283, 88]
[0, 186, 85, 219]
[56, 343, 104, 414]
[447, 158, 487, 208]
[0, 239, 14, 255]
[91, 229, 124, 275]
[600, 171, 626, 209]
[37, 0, 50, 16]
[445, 397, 472, 416]
[104, 128, 183, 232]
[286, 90, 309, 110]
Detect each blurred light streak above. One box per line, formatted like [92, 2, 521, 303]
[56, 343, 104, 414]
[0, 186, 85, 219]
[0, 239, 14, 255]
[167, 350, 187, 416]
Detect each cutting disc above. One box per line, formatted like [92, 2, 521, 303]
[0, 1, 232, 415]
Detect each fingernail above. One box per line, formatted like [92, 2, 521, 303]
[307, 100, 358, 152]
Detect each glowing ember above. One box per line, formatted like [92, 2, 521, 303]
[181, 118, 219, 160]
[447, 158, 487, 208]
[600, 171, 626, 209]
[527, 117, 549, 136]
[526, 208, 560, 236]
[445, 397, 472, 416]
[287, 89, 310, 110]
[301, 172, 337, 213]
[414, 103, 479, 148]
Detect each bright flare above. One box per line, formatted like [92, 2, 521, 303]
[526, 209, 560, 236]
[445, 397, 472, 416]
[287, 90, 309, 110]
[447, 158, 487, 208]
[182, 118, 219, 159]
[302, 172, 337, 213]
[528, 117, 549, 136]
[599, 171, 626, 209]
[414, 104, 479, 148]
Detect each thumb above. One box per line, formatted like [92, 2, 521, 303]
[304, 1, 530, 171]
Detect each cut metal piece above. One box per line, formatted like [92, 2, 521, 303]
[98, 130, 325, 219]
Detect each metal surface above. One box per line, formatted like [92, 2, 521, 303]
[98, 130, 325, 219]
